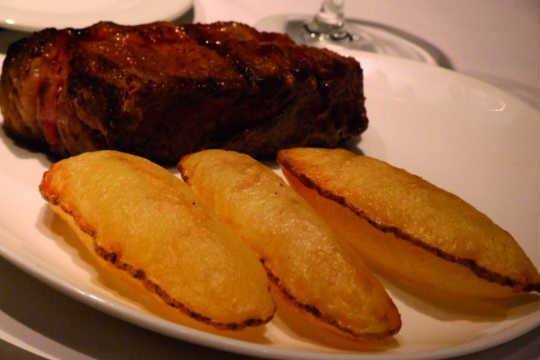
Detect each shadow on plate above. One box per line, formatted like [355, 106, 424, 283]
[0, 28, 28, 54]
[0, 126, 54, 167]
[379, 275, 540, 322]
[172, 7, 195, 25]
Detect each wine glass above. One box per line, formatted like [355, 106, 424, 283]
[255, 0, 447, 65]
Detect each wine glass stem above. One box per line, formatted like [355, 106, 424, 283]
[305, 0, 351, 40]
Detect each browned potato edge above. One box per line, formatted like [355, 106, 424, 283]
[259, 259, 400, 339]
[277, 155, 540, 294]
[179, 161, 400, 340]
[39, 166, 275, 330]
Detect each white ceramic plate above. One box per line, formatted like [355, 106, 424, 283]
[0, 0, 192, 32]
[0, 50, 538, 359]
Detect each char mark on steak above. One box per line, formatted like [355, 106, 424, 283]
[0, 21, 368, 165]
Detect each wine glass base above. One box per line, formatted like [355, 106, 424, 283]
[255, 14, 443, 66]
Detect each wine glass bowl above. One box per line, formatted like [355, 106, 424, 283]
[255, 0, 450, 66]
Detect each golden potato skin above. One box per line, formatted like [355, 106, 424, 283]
[39, 150, 275, 329]
[277, 147, 540, 298]
[178, 149, 401, 339]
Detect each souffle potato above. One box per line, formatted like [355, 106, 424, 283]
[277, 147, 540, 299]
[178, 149, 401, 339]
[39, 150, 275, 329]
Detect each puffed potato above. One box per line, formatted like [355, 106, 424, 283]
[39, 150, 275, 329]
[277, 147, 540, 299]
[178, 149, 401, 339]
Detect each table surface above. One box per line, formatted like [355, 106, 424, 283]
[0, 1, 538, 359]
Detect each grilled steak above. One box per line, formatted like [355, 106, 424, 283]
[0, 21, 368, 165]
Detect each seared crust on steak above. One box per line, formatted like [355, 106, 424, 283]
[0, 21, 368, 164]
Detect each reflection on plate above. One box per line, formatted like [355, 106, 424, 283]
[0, 50, 539, 359]
[0, 0, 192, 32]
